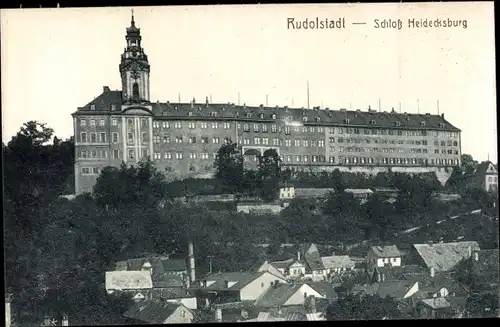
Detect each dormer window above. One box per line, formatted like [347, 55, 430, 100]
[395, 121, 401, 126]
[110, 104, 116, 111]
[188, 112, 193, 116]
[272, 114, 277, 119]
[370, 120, 376, 125]
[259, 113, 264, 119]
[246, 113, 252, 118]
[302, 117, 308, 122]
[344, 118, 350, 124]
[211, 112, 217, 117]
[316, 117, 321, 122]
[90, 104, 96, 111]
[439, 123, 445, 128]
[420, 121, 426, 127]
[174, 106, 178, 110]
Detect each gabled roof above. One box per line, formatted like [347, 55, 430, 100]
[195, 271, 281, 291]
[115, 256, 187, 288]
[74, 88, 122, 112]
[254, 283, 304, 308]
[294, 188, 335, 198]
[412, 241, 480, 272]
[124, 301, 190, 324]
[269, 259, 297, 270]
[421, 297, 450, 310]
[254, 261, 287, 280]
[369, 245, 402, 258]
[305, 281, 338, 300]
[353, 280, 416, 300]
[344, 188, 374, 194]
[474, 161, 497, 175]
[305, 244, 325, 270]
[321, 255, 355, 270]
[105, 271, 153, 291]
[249, 311, 307, 322]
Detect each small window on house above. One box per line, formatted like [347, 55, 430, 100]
[344, 118, 350, 124]
[370, 120, 376, 125]
[272, 114, 277, 119]
[259, 113, 264, 119]
[302, 117, 308, 122]
[420, 121, 426, 127]
[316, 117, 321, 122]
[246, 113, 252, 118]
[395, 121, 401, 126]
[90, 104, 96, 111]
[188, 112, 193, 116]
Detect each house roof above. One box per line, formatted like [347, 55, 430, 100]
[421, 297, 450, 310]
[474, 161, 497, 175]
[115, 256, 187, 288]
[250, 311, 307, 322]
[105, 271, 153, 291]
[269, 259, 297, 270]
[254, 261, 287, 280]
[412, 241, 480, 272]
[305, 244, 326, 270]
[195, 271, 280, 291]
[124, 301, 189, 324]
[306, 312, 326, 321]
[254, 283, 304, 308]
[295, 188, 335, 198]
[369, 245, 402, 258]
[352, 280, 416, 300]
[344, 188, 374, 194]
[305, 281, 338, 300]
[373, 264, 425, 281]
[321, 255, 355, 270]
[73, 90, 461, 132]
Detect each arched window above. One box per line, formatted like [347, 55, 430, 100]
[132, 82, 140, 100]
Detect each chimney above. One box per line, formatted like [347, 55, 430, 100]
[377, 272, 381, 283]
[441, 113, 444, 118]
[62, 315, 68, 326]
[103, 86, 110, 93]
[381, 273, 385, 282]
[205, 96, 209, 106]
[310, 296, 317, 313]
[430, 267, 435, 277]
[5, 293, 12, 327]
[214, 308, 222, 322]
[297, 251, 301, 261]
[474, 251, 479, 262]
[188, 242, 196, 285]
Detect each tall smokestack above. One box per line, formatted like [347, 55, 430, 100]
[189, 242, 196, 285]
[5, 293, 12, 327]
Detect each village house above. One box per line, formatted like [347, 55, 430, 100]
[415, 297, 468, 319]
[407, 241, 480, 273]
[254, 282, 325, 309]
[458, 248, 499, 292]
[105, 270, 153, 301]
[190, 271, 287, 305]
[465, 160, 498, 192]
[366, 245, 402, 273]
[351, 279, 420, 301]
[321, 255, 356, 277]
[344, 188, 373, 203]
[124, 300, 195, 324]
[253, 261, 287, 280]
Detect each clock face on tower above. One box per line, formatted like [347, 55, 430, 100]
[132, 51, 138, 57]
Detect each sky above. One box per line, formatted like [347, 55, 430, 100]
[1, 3, 496, 162]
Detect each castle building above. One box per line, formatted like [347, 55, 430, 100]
[72, 14, 462, 195]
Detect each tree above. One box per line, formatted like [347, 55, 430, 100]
[213, 143, 244, 193]
[257, 149, 281, 202]
[465, 292, 499, 318]
[326, 293, 402, 320]
[461, 153, 478, 174]
[93, 159, 168, 209]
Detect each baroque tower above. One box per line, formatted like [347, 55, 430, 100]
[119, 11, 151, 104]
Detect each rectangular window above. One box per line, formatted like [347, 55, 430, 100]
[99, 119, 105, 126]
[224, 137, 232, 144]
[263, 137, 269, 145]
[164, 152, 172, 160]
[80, 150, 88, 159]
[80, 119, 86, 126]
[189, 152, 197, 159]
[81, 132, 87, 143]
[142, 149, 148, 159]
[141, 119, 148, 128]
[303, 155, 309, 162]
[162, 122, 170, 129]
[223, 122, 231, 129]
[254, 137, 261, 145]
[101, 150, 107, 159]
[153, 121, 159, 129]
[253, 124, 259, 132]
[296, 155, 301, 162]
[175, 122, 182, 129]
[271, 125, 277, 133]
[262, 124, 268, 133]
[128, 132, 134, 142]
[189, 136, 197, 144]
[153, 135, 161, 144]
[141, 132, 147, 143]
[154, 152, 161, 160]
[100, 132, 106, 143]
[90, 119, 96, 126]
[189, 122, 196, 129]
[212, 137, 220, 144]
[112, 132, 118, 143]
[164, 136, 170, 143]
[175, 152, 183, 160]
[318, 140, 325, 147]
[128, 150, 135, 159]
[285, 127, 290, 135]
[176, 136, 183, 143]
[113, 150, 119, 159]
[201, 137, 209, 144]
[212, 122, 219, 129]
[90, 133, 97, 143]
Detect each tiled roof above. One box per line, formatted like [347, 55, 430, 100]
[321, 255, 355, 270]
[105, 271, 153, 291]
[353, 280, 416, 300]
[373, 264, 425, 281]
[195, 271, 278, 291]
[254, 261, 287, 280]
[269, 259, 296, 270]
[115, 256, 187, 288]
[254, 283, 303, 308]
[294, 188, 336, 199]
[412, 241, 480, 272]
[73, 90, 461, 132]
[474, 161, 497, 175]
[369, 245, 402, 258]
[250, 311, 307, 322]
[305, 281, 338, 300]
[421, 297, 450, 309]
[306, 312, 326, 321]
[124, 301, 188, 324]
[344, 188, 374, 194]
[305, 244, 325, 270]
